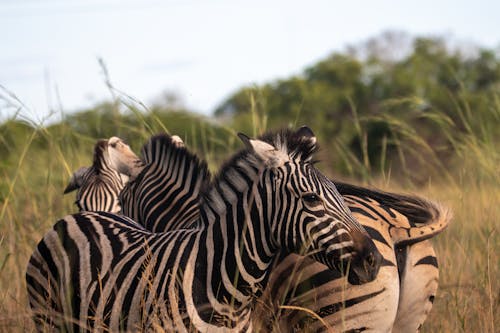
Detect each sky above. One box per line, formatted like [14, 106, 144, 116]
[1, 0, 499, 123]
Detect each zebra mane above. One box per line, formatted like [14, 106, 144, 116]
[334, 181, 442, 227]
[258, 128, 319, 163]
[201, 128, 319, 208]
[92, 139, 111, 174]
[139, 133, 210, 182]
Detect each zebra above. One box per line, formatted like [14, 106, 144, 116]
[26, 127, 382, 332]
[65, 135, 187, 219]
[63, 138, 132, 213]
[107, 130, 450, 332]
[113, 133, 210, 231]
[392, 240, 440, 332]
[339, 183, 449, 333]
[253, 183, 451, 332]
[69, 131, 449, 331]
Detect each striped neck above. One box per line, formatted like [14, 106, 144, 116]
[92, 140, 115, 175]
[197, 151, 276, 312]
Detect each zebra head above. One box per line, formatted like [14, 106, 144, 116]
[107, 136, 145, 180]
[64, 138, 128, 213]
[64, 139, 108, 194]
[64, 139, 112, 196]
[240, 127, 382, 285]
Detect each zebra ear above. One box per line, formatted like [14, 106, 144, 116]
[238, 133, 289, 167]
[171, 135, 185, 147]
[296, 126, 317, 145]
[64, 167, 88, 194]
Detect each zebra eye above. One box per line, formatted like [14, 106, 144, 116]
[302, 193, 321, 204]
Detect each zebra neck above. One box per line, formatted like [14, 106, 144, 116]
[93, 154, 117, 177]
[197, 169, 277, 311]
[127, 158, 145, 179]
[90, 165, 123, 187]
[200, 202, 275, 293]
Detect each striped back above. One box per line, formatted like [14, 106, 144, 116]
[118, 134, 210, 231]
[64, 139, 127, 213]
[254, 183, 451, 332]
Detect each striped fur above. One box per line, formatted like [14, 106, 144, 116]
[254, 183, 451, 332]
[107, 132, 450, 332]
[393, 240, 440, 332]
[117, 134, 210, 231]
[26, 128, 381, 332]
[64, 139, 128, 213]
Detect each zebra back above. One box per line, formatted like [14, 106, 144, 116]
[339, 183, 451, 332]
[119, 133, 210, 231]
[335, 182, 452, 245]
[64, 139, 127, 213]
[254, 183, 451, 332]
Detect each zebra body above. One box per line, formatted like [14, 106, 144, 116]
[255, 184, 451, 332]
[106, 131, 450, 332]
[393, 240, 439, 332]
[116, 134, 209, 231]
[64, 139, 130, 213]
[64, 132, 448, 331]
[27, 128, 381, 332]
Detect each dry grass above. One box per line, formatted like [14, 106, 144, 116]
[420, 183, 499, 332]
[0, 108, 498, 332]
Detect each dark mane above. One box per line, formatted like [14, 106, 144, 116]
[92, 139, 109, 173]
[334, 182, 440, 226]
[199, 148, 252, 205]
[259, 128, 319, 163]
[139, 133, 210, 182]
[200, 128, 319, 206]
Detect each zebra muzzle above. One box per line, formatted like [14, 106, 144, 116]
[345, 233, 383, 285]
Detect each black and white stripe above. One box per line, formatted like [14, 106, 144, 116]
[393, 240, 440, 332]
[64, 139, 128, 213]
[26, 127, 381, 332]
[107, 131, 450, 332]
[255, 183, 451, 332]
[117, 134, 210, 231]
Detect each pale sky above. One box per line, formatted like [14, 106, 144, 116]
[1, 0, 499, 123]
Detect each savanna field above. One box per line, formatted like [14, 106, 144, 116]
[1, 36, 499, 332]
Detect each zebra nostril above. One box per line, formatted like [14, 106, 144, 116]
[367, 252, 375, 267]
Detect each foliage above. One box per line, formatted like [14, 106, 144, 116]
[215, 34, 500, 182]
[0, 32, 498, 332]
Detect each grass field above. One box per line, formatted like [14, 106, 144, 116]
[0, 106, 498, 332]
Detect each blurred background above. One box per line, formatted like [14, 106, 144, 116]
[0, 1, 499, 332]
[1, 0, 499, 120]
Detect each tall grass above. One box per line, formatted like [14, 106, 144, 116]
[0, 90, 498, 332]
[351, 94, 500, 332]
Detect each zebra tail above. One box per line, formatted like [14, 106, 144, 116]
[390, 201, 452, 246]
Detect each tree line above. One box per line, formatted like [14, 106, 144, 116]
[1, 32, 499, 185]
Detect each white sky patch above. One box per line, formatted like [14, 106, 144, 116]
[1, 0, 498, 122]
